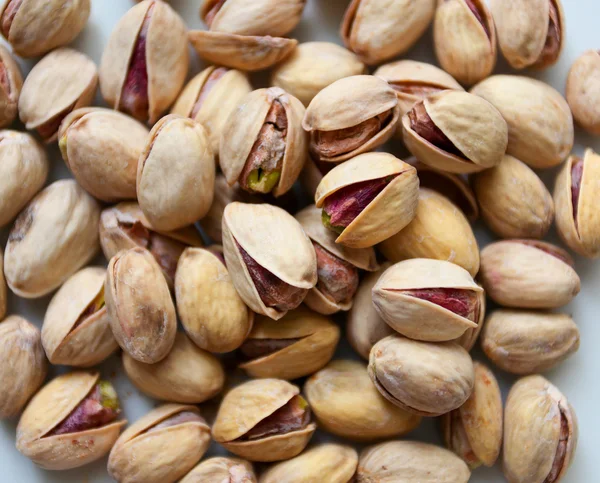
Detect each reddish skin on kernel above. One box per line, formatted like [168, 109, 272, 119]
[464, 0, 490, 39]
[313, 242, 359, 304]
[538, 0, 561, 67]
[545, 410, 570, 483]
[238, 395, 310, 441]
[240, 338, 300, 359]
[391, 82, 445, 97]
[409, 102, 465, 159]
[191, 67, 228, 118]
[36, 102, 77, 141]
[147, 411, 205, 433]
[203, 0, 227, 27]
[402, 288, 478, 320]
[570, 158, 584, 230]
[1, 0, 23, 38]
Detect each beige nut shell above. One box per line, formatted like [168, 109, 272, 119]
[180, 457, 256, 483]
[566, 50, 600, 135]
[0, 44, 22, 128]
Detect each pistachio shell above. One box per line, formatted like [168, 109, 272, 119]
[0, 44, 22, 128]
[453, 289, 486, 351]
[0, 251, 5, 320]
[180, 457, 256, 483]
[566, 50, 600, 135]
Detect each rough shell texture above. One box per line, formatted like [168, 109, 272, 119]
[180, 457, 256, 483]
[566, 50, 600, 135]
[0, 44, 22, 128]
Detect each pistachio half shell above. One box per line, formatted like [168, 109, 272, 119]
[453, 289, 486, 352]
[0, 44, 22, 128]
[180, 457, 256, 483]
[566, 50, 600, 135]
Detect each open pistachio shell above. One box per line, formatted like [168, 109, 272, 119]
[180, 457, 256, 483]
[453, 289, 486, 351]
[42, 267, 117, 367]
[566, 50, 600, 135]
[0, 44, 22, 128]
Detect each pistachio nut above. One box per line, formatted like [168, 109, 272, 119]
[566, 50, 600, 135]
[106, 247, 177, 363]
[299, 155, 338, 199]
[0, 251, 6, 321]
[180, 457, 256, 483]
[124, 331, 225, 403]
[503, 375, 577, 483]
[441, 362, 503, 469]
[171, 66, 252, 154]
[108, 404, 211, 483]
[222, 202, 317, 320]
[379, 189, 480, 277]
[0, 44, 22, 128]
[137, 115, 215, 231]
[4, 179, 100, 298]
[41, 267, 117, 367]
[402, 90, 508, 174]
[239, 306, 339, 380]
[0, 0, 90, 58]
[271, 41, 366, 106]
[453, 290, 486, 352]
[479, 240, 580, 309]
[357, 440, 471, 483]
[473, 154, 554, 239]
[0, 130, 48, 228]
[296, 204, 378, 314]
[368, 335, 474, 416]
[434, 0, 496, 86]
[0, 316, 47, 419]
[554, 149, 600, 258]
[315, 152, 419, 248]
[261, 444, 358, 483]
[100, 0, 189, 124]
[18, 48, 97, 143]
[16, 372, 125, 470]
[471, 75, 574, 169]
[220, 87, 307, 197]
[490, 0, 565, 70]
[341, 0, 436, 65]
[303, 75, 400, 163]
[305, 360, 421, 441]
[212, 378, 316, 462]
[59, 107, 150, 202]
[482, 309, 580, 375]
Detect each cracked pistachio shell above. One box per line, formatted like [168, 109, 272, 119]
[137, 115, 215, 231]
[171, 67, 252, 154]
[100, 0, 189, 124]
[315, 153, 419, 248]
[0, 0, 90, 58]
[0, 251, 5, 320]
[482, 309, 580, 375]
[379, 189, 480, 277]
[124, 331, 225, 403]
[41, 267, 117, 367]
[479, 240, 580, 309]
[59, 107, 150, 202]
[180, 457, 256, 483]
[222, 202, 317, 320]
[0, 44, 22, 128]
[503, 375, 577, 483]
[554, 150, 600, 258]
[175, 247, 253, 353]
[341, 0, 436, 65]
[471, 75, 573, 169]
[566, 51, 600, 135]
[453, 288, 485, 352]
[305, 360, 421, 441]
[108, 404, 210, 483]
[16, 372, 126, 470]
[474, 154, 554, 239]
[368, 335, 474, 416]
[4, 179, 100, 298]
[0, 316, 47, 419]
[261, 444, 358, 483]
[18, 48, 97, 143]
[441, 362, 503, 469]
[402, 90, 508, 174]
[239, 306, 339, 380]
[105, 247, 177, 364]
[212, 379, 316, 462]
[357, 440, 471, 483]
[372, 259, 482, 342]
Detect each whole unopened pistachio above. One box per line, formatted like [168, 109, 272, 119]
[471, 76, 573, 169]
[212, 379, 316, 462]
[4, 179, 100, 298]
[220, 87, 307, 197]
[479, 240, 580, 309]
[303, 75, 399, 163]
[369, 335, 474, 416]
[491, 0, 565, 70]
[0, 0, 90, 58]
[108, 404, 210, 483]
[504, 375, 577, 483]
[554, 149, 600, 258]
[315, 152, 419, 248]
[100, 0, 189, 124]
[16, 372, 125, 470]
[180, 457, 256, 483]
[19, 48, 97, 143]
[566, 50, 600, 135]
[341, 0, 436, 65]
[59, 107, 150, 202]
[441, 362, 503, 469]
[0, 44, 21, 128]
[0, 316, 47, 419]
[42, 267, 117, 367]
[482, 309, 580, 375]
[402, 90, 508, 174]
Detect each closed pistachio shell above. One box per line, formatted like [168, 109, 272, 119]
[42, 267, 117, 367]
[0, 44, 22, 128]
[566, 50, 600, 135]
[471, 75, 573, 169]
[181, 457, 256, 483]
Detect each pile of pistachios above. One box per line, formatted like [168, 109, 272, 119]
[0, 0, 597, 481]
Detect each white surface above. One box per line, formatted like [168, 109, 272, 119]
[0, 0, 599, 481]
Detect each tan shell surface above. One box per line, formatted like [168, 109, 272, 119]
[180, 457, 256, 483]
[0, 251, 5, 322]
[454, 290, 486, 352]
[566, 50, 600, 135]
[0, 44, 22, 128]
